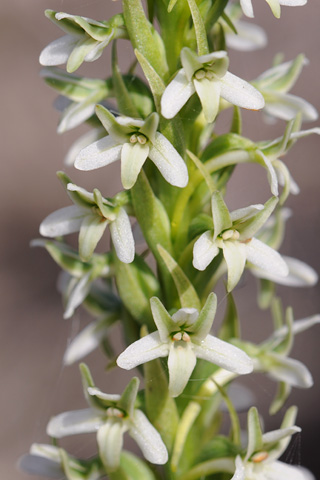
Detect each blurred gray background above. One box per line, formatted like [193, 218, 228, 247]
[1, 0, 320, 478]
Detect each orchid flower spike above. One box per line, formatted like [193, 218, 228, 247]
[193, 192, 288, 291]
[39, 10, 126, 73]
[161, 48, 264, 123]
[231, 406, 314, 480]
[46, 365, 168, 473]
[240, 0, 307, 19]
[75, 107, 188, 189]
[117, 293, 253, 397]
[39, 172, 135, 263]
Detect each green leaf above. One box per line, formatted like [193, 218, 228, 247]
[118, 377, 139, 416]
[122, 0, 168, 78]
[143, 345, 179, 451]
[205, 0, 228, 30]
[157, 245, 201, 310]
[135, 49, 165, 112]
[257, 279, 275, 310]
[119, 450, 158, 480]
[269, 382, 291, 415]
[112, 42, 140, 118]
[218, 292, 240, 341]
[186, 0, 209, 55]
[114, 254, 160, 328]
[230, 106, 242, 135]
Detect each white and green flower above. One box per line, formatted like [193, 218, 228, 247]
[75, 107, 188, 189]
[231, 406, 314, 480]
[252, 55, 318, 122]
[240, 0, 307, 19]
[46, 366, 168, 472]
[39, 10, 126, 73]
[161, 48, 264, 123]
[117, 293, 253, 397]
[192, 192, 288, 291]
[39, 172, 135, 263]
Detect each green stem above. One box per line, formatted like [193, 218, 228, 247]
[175, 458, 235, 480]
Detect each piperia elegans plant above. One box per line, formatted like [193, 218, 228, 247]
[20, 1, 320, 479]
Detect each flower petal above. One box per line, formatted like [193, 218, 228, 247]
[263, 461, 314, 480]
[117, 332, 169, 370]
[230, 455, 246, 480]
[161, 69, 195, 119]
[245, 238, 288, 277]
[78, 214, 108, 261]
[129, 409, 168, 464]
[168, 341, 197, 397]
[109, 207, 135, 263]
[75, 136, 122, 171]
[239, 0, 254, 17]
[264, 92, 318, 122]
[193, 334, 253, 374]
[47, 408, 103, 438]
[226, 21, 267, 52]
[263, 352, 313, 388]
[194, 78, 221, 123]
[251, 255, 318, 287]
[220, 71, 265, 110]
[97, 419, 126, 472]
[40, 205, 85, 237]
[63, 272, 92, 319]
[222, 240, 247, 291]
[121, 142, 149, 190]
[18, 454, 63, 478]
[149, 133, 188, 188]
[39, 35, 76, 66]
[193, 231, 220, 271]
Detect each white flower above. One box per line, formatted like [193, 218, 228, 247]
[47, 367, 168, 473]
[240, 0, 307, 19]
[253, 55, 318, 123]
[39, 10, 126, 73]
[39, 172, 135, 263]
[117, 294, 253, 397]
[75, 108, 188, 189]
[161, 48, 264, 123]
[192, 193, 288, 291]
[231, 406, 314, 480]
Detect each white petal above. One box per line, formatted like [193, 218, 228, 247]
[220, 71, 265, 110]
[193, 231, 220, 271]
[39, 35, 76, 66]
[63, 318, 110, 365]
[264, 93, 318, 122]
[65, 128, 104, 166]
[193, 335, 253, 374]
[194, 78, 221, 123]
[230, 204, 264, 222]
[129, 409, 168, 464]
[75, 136, 122, 171]
[18, 454, 63, 478]
[117, 332, 169, 370]
[161, 69, 195, 119]
[58, 91, 100, 133]
[263, 461, 313, 480]
[222, 240, 247, 291]
[40, 205, 85, 237]
[280, 0, 307, 5]
[230, 455, 246, 480]
[121, 142, 149, 190]
[63, 272, 92, 319]
[245, 238, 289, 277]
[97, 420, 126, 472]
[226, 21, 267, 51]
[47, 408, 103, 438]
[239, 0, 254, 17]
[109, 207, 135, 263]
[149, 132, 188, 188]
[168, 341, 197, 397]
[251, 255, 318, 287]
[263, 426, 301, 445]
[256, 151, 279, 196]
[266, 353, 313, 388]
